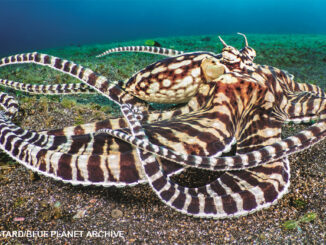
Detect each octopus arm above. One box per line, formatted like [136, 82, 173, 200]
[0, 53, 142, 106]
[282, 91, 326, 123]
[142, 116, 235, 157]
[0, 78, 95, 95]
[0, 112, 151, 186]
[96, 45, 184, 58]
[236, 109, 283, 153]
[122, 103, 291, 219]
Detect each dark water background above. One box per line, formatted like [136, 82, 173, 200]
[0, 0, 325, 56]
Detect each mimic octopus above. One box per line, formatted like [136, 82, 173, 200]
[0, 33, 325, 218]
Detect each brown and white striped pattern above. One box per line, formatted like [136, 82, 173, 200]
[120, 103, 291, 218]
[96, 46, 184, 58]
[0, 78, 95, 95]
[0, 92, 19, 117]
[0, 111, 147, 187]
[97, 102, 326, 172]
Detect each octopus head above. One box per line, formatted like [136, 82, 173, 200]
[218, 33, 257, 69]
[218, 36, 242, 66]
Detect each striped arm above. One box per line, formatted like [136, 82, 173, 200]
[43, 94, 208, 137]
[254, 66, 326, 124]
[0, 110, 186, 185]
[236, 107, 283, 153]
[0, 112, 148, 187]
[0, 53, 141, 106]
[145, 152, 290, 218]
[0, 78, 95, 95]
[142, 117, 236, 158]
[97, 113, 326, 172]
[0, 103, 185, 184]
[0, 92, 18, 117]
[282, 91, 326, 123]
[96, 46, 184, 58]
[121, 103, 291, 218]
[43, 118, 129, 136]
[294, 82, 325, 98]
[42, 82, 219, 137]
[260, 66, 326, 98]
[282, 69, 326, 98]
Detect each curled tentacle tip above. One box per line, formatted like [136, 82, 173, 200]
[218, 36, 228, 47]
[237, 33, 249, 47]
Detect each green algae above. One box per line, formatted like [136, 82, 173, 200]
[144, 39, 161, 47]
[144, 40, 156, 46]
[74, 114, 85, 125]
[60, 98, 77, 109]
[282, 212, 318, 230]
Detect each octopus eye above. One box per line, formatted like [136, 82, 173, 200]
[241, 47, 256, 61]
[201, 58, 225, 81]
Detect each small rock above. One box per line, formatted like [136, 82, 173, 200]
[89, 199, 97, 204]
[29, 171, 40, 181]
[13, 217, 25, 222]
[111, 209, 123, 218]
[73, 210, 87, 219]
[53, 201, 61, 208]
